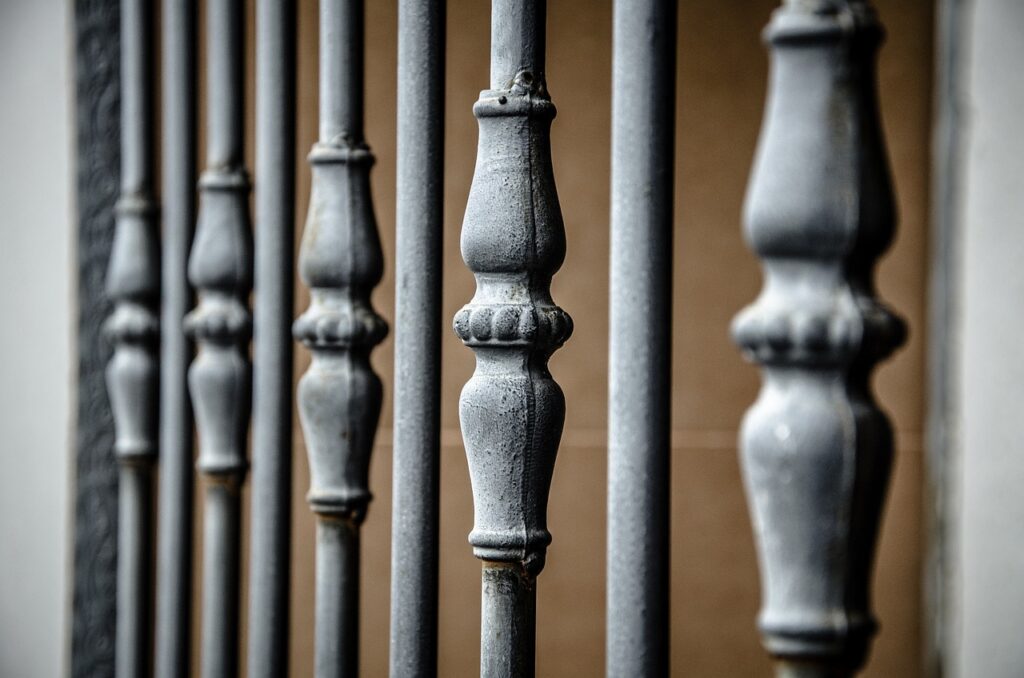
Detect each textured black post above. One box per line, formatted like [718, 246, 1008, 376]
[247, 1, 296, 676]
[606, 1, 677, 676]
[731, 2, 906, 676]
[294, 1, 386, 676]
[454, 1, 571, 675]
[107, 0, 159, 675]
[185, 0, 251, 676]
[389, 1, 445, 676]
[154, 2, 196, 677]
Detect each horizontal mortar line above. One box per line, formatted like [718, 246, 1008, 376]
[291, 428, 924, 453]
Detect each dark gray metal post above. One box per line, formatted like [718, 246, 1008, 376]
[107, 0, 159, 675]
[389, 1, 445, 676]
[154, 2, 196, 677]
[247, 1, 296, 676]
[731, 2, 906, 676]
[184, 0, 251, 675]
[454, 1, 571, 675]
[606, 1, 676, 676]
[294, 1, 386, 677]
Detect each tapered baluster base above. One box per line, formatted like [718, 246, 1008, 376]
[776, 660, 854, 678]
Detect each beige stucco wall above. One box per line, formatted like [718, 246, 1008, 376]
[198, 1, 934, 675]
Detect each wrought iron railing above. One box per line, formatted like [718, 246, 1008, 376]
[93, 1, 904, 676]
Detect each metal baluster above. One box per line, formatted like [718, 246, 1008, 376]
[154, 2, 196, 677]
[731, 2, 906, 676]
[184, 0, 251, 675]
[247, 1, 296, 676]
[106, 0, 158, 675]
[389, 1, 445, 676]
[606, 1, 676, 676]
[294, 1, 385, 676]
[453, 1, 571, 675]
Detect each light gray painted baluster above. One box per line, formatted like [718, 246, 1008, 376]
[731, 2, 906, 676]
[154, 2, 196, 677]
[389, 1, 445, 676]
[107, 0, 159, 675]
[184, 0, 251, 676]
[247, 1, 296, 676]
[606, 1, 676, 676]
[294, 1, 386, 676]
[453, 1, 571, 675]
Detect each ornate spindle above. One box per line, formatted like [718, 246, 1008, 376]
[106, 0, 159, 675]
[184, 0, 251, 676]
[453, 1, 571, 675]
[606, 0, 676, 676]
[294, 1, 385, 676]
[247, 1, 296, 676]
[154, 2, 196, 677]
[389, 1, 445, 676]
[731, 2, 906, 676]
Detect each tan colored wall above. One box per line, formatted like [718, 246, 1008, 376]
[197, 1, 933, 675]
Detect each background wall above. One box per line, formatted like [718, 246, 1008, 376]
[952, 0, 1024, 675]
[0, 0, 73, 676]
[238, 1, 932, 676]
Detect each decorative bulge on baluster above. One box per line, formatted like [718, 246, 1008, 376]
[456, 70, 572, 576]
[294, 138, 388, 523]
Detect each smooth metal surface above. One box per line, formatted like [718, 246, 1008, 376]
[731, 1, 906, 675]
[314, 519, 361, 677]
[389, 1, 445, 676]
[184, 0, 251, 675]
[606, 1, 676, 676]
[247, 1, 296, 676]
[154, 2, 196, 677]
[294, 1, 385, 676]
[480, 563, 537, 678]
[454, 1, 570, 674]
[107, 0, 159, 675]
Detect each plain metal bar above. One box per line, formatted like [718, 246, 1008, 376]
[246, 1, 296, 676]
[185, 0, 252, 676]
[315, 519, 361, 677]
[606, 0, 677, 676]
[730, 1, 906, 675]
[294, 2, 386, 677]
[388, 1, 445, 676]
[480, 564, 537, 678]
[454, 1, 570, 676]
[108, 0, 159, 676]
[154, 1, 196, 677]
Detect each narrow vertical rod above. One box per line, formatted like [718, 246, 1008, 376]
[319, 0, 364, 141]
[154, 2, 196, 677]
[109, 0, 159, 676]
[295, 2, 385, 678]
[117, 465, 154, 678]
[247, 1, 296, 676]
[480, 564, 537, 678]
[315, 520, 361, 678]
[201, 483, 243, 678]
[606, 1, 677, 676]
[389, 1, 445, 676]
[489, 0, 546, 89]
[186, 0, 252, 675]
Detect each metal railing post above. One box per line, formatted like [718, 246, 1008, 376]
[185, 0, 251, 675]
[454, 1, 571, 675]
[107, 0, 159, 675]
[247, 1, 297, 676]
[606, 1, 677, 675]
[154, 1, 196, 676]
[389, 1, 445, 676]
[294, 1, 385, 676]
[731, 2, 906, 676]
